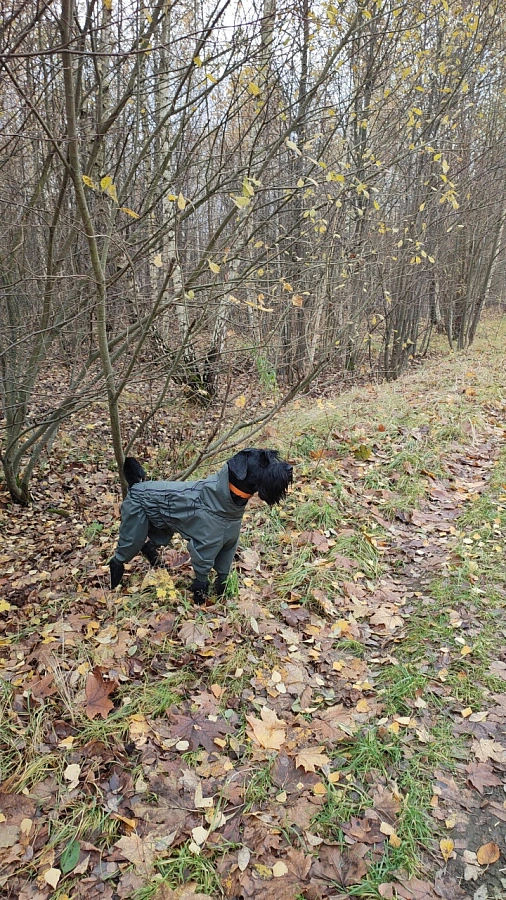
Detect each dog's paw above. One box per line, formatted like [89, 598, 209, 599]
[191, 578, 209, 605]
[109, 558, 125, 589]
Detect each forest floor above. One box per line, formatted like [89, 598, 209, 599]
[1, 320, 506, 900]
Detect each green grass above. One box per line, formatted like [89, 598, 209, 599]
[134, 844, 223, 898]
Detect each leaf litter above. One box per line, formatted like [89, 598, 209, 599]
[1, 346, 506, 898]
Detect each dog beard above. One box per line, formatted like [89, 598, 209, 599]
[256, 458, 293, 505]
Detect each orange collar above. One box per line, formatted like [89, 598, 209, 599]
[229, 482, 254, 499]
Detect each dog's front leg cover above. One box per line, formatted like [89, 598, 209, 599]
[109, 558, 125, 589]
[191, 578, 209, 605]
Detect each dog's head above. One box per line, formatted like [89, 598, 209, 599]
[228, 448, 293, 505]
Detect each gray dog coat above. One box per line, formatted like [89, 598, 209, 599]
[113, 463, 246, 580]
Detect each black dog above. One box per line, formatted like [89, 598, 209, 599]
[109, 449, 293, 603]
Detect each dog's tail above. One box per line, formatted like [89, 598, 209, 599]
[124, 456, 147, 488]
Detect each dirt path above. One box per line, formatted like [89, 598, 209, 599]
[368, 432, 506, 900]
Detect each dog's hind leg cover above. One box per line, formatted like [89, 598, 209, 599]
[113, 491, 150, 563]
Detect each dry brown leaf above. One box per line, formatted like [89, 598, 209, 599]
[115, 833, 156, 875]
[471, 738, 506, 763]
[370, 605, 404, 631]
[246, 706, 287, 750]
[178, 620, 211, 648]
[476, 841, 500, 865]
[295, 746, 330, 773]
[85, 666, 118, 720]
[0, 824, 20, 848]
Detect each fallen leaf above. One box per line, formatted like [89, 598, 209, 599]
[115, 833, 156, 875]
[63, 763, 81, 790]
[272, 860, 288, 877]
[246, 706, 287, 750]
[166, 709, 232, 753]
[43, 868, 61, 888]
[472, 738, 506, 763]
[0, 824, 20, 847]
[295, 746, 330, 773]
[237, 846, 251, 871]
[476, 841, 500, 865]
[178, 620, 211, 648]
[85, 667, 118, 720]
[440, 837, 454, 861]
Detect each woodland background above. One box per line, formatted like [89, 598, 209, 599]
[1, 0, 506, 499]
[2, 4, 506, 897]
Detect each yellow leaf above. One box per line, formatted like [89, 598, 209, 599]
[312, 782, 327, 795]
[120, 206, 140, 219]
[0, 599, 11, 612]
[292, 294, 304, 307]
[253, 863, 273, 879]
[167, 193, 177, 201]
[389, 833, 402, 848]
[177, 192, 186, 211]
[440, 838, 454, 861]
[232, 195, 250, 208]
[460, 645, 472, 656]
[153, 254, 163, 268]
[106, 183, 118, 203]
[193, 56, 202, 67]
[282, 282, 293, 292]
[442, 159, 449, 174]
[103, 0, 112, 9]
[242, 179, 255, 196]
[235, 395, 246, 408]
[100, 176, 113, 191]
[286, 139, 301, 155]
[208, 260, 220, 274]
[82, 175, 97, 190]
[247, 82, 261, 96]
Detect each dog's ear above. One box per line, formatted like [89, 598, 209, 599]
[124, 457, 147, 488]
[259, 449, 279, 467]
[228, 450, 250, 481]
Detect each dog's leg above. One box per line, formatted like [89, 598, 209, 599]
[109, 558, 125, 589]
[215, 574, 228, 597]
[109, 491, 149, 588]
[141, 540, 162, 567]
[191, 578, 209, 605]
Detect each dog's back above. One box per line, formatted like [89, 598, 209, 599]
[124, 457, 147, 488]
